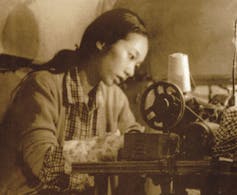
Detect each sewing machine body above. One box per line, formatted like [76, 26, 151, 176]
[122, 132, 172, 160]
[122, 81, 219, 161]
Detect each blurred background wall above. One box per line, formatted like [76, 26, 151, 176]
[115, 0, 237, 82]
[0, 0, 117, 62]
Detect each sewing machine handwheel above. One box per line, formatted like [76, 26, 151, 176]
[140, 81, 185, 131]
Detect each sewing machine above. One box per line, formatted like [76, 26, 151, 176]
[122, 80, 219, 161]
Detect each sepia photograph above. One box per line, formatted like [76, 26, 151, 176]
[0, 0, 237, 194]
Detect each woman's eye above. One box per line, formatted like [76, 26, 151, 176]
[129, 53, 135, 60]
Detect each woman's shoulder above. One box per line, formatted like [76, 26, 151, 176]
[12, 70, 66, 98]
[30, 70, 63, 80]
[26, 70, 65, 87]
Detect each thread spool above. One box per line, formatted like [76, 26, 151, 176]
[168, 53, 191, 93]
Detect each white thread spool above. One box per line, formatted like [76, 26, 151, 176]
[168, 53, 191, 93]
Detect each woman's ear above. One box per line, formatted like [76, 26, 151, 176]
[96, 41, 105, 51]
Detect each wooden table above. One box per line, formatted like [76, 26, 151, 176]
[72, 159, 237, 195]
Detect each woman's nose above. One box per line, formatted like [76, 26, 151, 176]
[125, 64, 136, 77]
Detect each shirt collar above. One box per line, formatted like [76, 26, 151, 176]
[65, 67, 102, 109]
[65, 66, 84, 104]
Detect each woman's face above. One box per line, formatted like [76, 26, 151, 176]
[96, 33, 149, 86]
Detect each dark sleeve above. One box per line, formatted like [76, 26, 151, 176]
[212, 106, 237, 157]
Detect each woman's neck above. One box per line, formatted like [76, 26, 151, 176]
[78, 61, 100, 96]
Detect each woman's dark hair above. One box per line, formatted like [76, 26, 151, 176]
[78, 8, 148, 59]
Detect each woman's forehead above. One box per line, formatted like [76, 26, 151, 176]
[124, 33, 149, 57]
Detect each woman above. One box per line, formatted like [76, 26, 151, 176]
[0, 8, 149, 194]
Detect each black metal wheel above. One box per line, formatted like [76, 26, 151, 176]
[140, 81, 185, 131]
